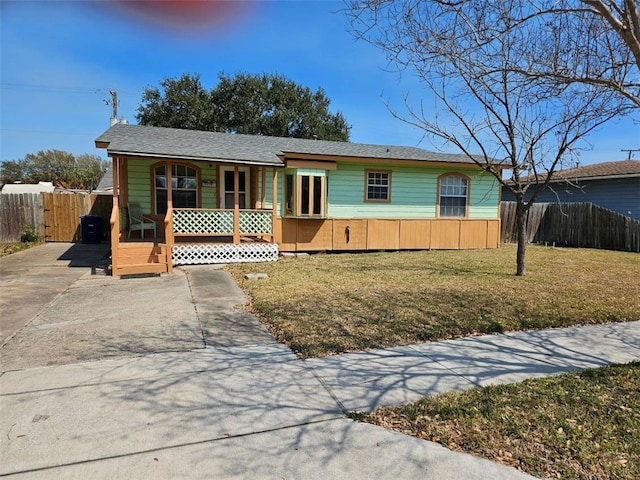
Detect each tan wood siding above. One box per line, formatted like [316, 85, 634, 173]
[487, 219, 501, 248]
[333, 219, 367, 250]
[296, 219, 333, 250]
[425, 220, 461, 250]
[399, 220, 432, 249]
[277, 218, 500, 252]
[459, 220, 488, 249]
[278, 218, 298, 251]
[367, 219, 400, 250]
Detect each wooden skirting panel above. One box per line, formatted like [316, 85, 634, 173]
[275, 218, 500, 252]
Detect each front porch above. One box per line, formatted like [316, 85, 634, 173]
[108, 154, 281, 276]
[111, 208, 279, 276]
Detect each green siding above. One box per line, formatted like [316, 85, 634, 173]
[200, 165, 216, 209]
[125, 159, 498, 219]
[327, 162, 499, 219]
[261, 168, 275, 210]
[127, 160, 151, 211]
[468, 171, 500, 219]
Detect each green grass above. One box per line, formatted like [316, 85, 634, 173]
[226, 245, 640, 358]
[0, 241, 42, 258]
[354, 362, 640, 480]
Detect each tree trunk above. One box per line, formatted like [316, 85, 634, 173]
[515, 199, 527, 276]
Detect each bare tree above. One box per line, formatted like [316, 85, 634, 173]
[347, 0, 636, 275]
[530, 0, 640, 107]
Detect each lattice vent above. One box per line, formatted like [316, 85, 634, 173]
[172, 243, 279, 265]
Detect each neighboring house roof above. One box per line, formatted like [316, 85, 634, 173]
[95, 124, 495, 167]
[1, 181, 56, 194]
[96, 167, 113, 191]
[520, 160, 640, 184]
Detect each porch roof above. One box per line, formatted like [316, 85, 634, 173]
[96, 124, 495, 166]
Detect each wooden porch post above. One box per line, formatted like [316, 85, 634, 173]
[165, 162, 174, 272]
[261, 167, 266, 209]
[233, 165, 240, 244]
[272, 168, 278, 243]
[166, 162, 173, 211]
[110, 156, 120, 274]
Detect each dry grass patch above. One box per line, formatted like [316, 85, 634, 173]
[0, 242, 41, 258]
[354, 362, 640, 480]
[226, 245, 640, 358]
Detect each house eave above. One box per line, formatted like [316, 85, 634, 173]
[280, 152, 498, 169]
[546, 173, 640, 183]
[106, 150, 285, 168]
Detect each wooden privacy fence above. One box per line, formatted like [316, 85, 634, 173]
[501, 202, 640, 253]
[0, 193, 45, 242]
[0, 192, 112, 243]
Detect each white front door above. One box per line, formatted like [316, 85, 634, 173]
[220, 166, 250, 209]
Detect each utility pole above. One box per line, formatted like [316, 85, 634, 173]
[109, 90, 118, 120]
[105, 90, 127, 126]
[621, 148, 640, 160]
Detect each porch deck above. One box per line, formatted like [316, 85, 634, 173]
[111, 207, 278, 276]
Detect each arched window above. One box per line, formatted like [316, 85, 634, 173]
[153, 163, 199, 214]
[438, 174, 469, 217]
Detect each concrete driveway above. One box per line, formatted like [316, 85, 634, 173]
[1, 244, 275, 371]
[0, 243, 538, 479]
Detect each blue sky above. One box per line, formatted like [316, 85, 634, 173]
[1, 0, 638, 166]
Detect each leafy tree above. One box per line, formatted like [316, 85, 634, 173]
[136, 73, 214, 131]
[136, 72, 351, 141]
[348, 0, 636, 275]
[210, 73, 350, 140]
[0, 150, 108, 191]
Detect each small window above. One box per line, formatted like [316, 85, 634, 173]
[366, 170, 391, 202]
[285, 174, 295, 215]
[438, 174, 469, 217]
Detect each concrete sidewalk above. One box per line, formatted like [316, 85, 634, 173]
[306, 321, 640, 412]
[1, 244, 637, 478]
[0, 346, 537, 480]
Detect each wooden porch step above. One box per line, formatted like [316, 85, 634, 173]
[118, 243, 166, 255]
[112, 262, 169, 276]
[112, 242, 171, 276]
[117, 252, 166, 264]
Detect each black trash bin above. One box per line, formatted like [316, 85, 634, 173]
[80, 215, 103, 244]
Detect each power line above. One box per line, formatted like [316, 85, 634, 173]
[0, 82, 138, 97]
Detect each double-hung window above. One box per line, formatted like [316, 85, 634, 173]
[438, 174, 469, 217]
[365, 170, 391, 202]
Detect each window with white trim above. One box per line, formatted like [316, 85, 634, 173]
[439, 174, 469, 217]
[365, 170, 391, 202]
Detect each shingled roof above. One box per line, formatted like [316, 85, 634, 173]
[95, 124, 488, 166]
[548, 160, 640, 181]
[519, 160, 640, 183]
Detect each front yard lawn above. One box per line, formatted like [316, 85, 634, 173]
[353, 362, 640, 480]
[227, 245, 639, 358]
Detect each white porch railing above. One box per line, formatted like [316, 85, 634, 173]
[172, 208, 273, 236]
